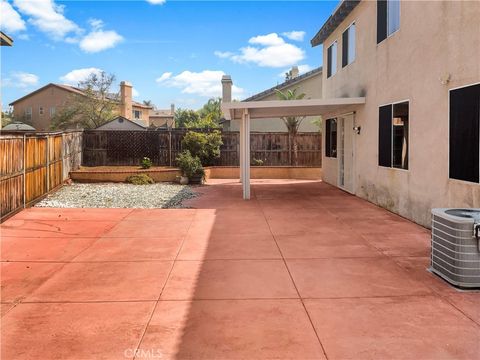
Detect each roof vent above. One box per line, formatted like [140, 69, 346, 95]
[431, 208, 480, 288]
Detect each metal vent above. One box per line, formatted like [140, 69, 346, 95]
[431, 208, 480, 288]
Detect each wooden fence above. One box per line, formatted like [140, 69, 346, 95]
[0, 131, 82, 221]
[82, 130, 322, 167]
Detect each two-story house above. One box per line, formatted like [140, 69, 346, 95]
[9, 81, 153, 130]
[312, 0, 479, 226]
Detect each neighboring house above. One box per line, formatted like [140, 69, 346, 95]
[9, 81, 152, 131]
[95, 116, 146, 130]
[149, 104, 175, 128]
[311, 0, 479, 226]
[2, 122, 36, 131]
[221, 67, 323, 132]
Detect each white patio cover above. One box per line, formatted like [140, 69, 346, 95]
[221, 97, 366, 199]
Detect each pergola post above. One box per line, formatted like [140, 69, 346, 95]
[239, 114, 244, 184]
[242, 110, 251, 199]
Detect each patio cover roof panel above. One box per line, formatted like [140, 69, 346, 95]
[222, 97, 366, 120]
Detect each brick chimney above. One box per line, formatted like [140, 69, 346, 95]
[221, 75, 232, 103]
[119, 81, 133, 119]
[290, 66, 299, 79]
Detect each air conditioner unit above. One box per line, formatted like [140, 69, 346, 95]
[431, 209, 480, 288]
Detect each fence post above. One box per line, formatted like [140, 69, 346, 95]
[46, 135, 50, 192]
[169, 131, 172, 167]
[23, 134, 26, 209]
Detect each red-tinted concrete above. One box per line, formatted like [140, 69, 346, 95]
[1, 180, 479, 360]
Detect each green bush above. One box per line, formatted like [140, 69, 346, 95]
[140, 157, 152, 169]
[125, 174, 155, 185]
[176, 150, 205, 179]
[181, 130, 223, 166]
[252, 158, 264, 166]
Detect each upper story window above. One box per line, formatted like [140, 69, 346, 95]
[327, 41, 337, 78]
[39, 107, 44, 115]
[342, 22, 356, 67]
[378, 101, 409, 170]
[24, 107, 32, 121]
[449, 83, 480, 183]
[132, 109, 142, 119]
[325, 118, 338, 158]
[377, 0, 400, 44]
[50, 107, 56, 117]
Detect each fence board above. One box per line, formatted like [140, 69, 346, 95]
[82, 130, 322, 167]
[0, 130, 82, 221]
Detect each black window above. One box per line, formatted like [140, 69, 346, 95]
[326, 42, 337, 78]
[379, 101, 409, 169]
[449, 84, 480, 183]
[377, 0, 400, 44]
[327, 45, 332, 78]
[325, 118, 337, 158]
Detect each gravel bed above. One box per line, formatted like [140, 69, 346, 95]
[35, 183, 199, 209]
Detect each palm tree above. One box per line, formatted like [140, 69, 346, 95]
[275, 88, 306, 166]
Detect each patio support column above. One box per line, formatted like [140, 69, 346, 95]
[242, 109, 251, 200]
[239, 112, 244, 184]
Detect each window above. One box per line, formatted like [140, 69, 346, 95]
[327, 41, 337, 78]
[325, 118, 338, 158]
[377, 0, 400, 44]
[449, 84, 480, 183]
[24, 107, 32, 121]
[50, 107, 56, 117]
[39, 107, 44, 115]
[378, 101, 409, 169]
[342, 23, 356, 67]
[132, 110, 142, 119]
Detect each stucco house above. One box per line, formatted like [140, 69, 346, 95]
[149, 104, 175, 129]
[310, 0, 479, 226]
[8, 81, 157, 131]
[221, 67, 322, 132]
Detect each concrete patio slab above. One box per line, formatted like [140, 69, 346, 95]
[1, 180, 479, 359]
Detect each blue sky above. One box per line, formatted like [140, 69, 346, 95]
[1, 0, 337, 111]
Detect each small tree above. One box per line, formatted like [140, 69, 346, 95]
[51, 72, 118, 129]
[143, 100, 154, 108]
[275, 88, 306, 166]
[174, 108, 200, 128]
[185, 113, 220, 129]
[198, 98, 222, 124]
[181, 130, 223, 166]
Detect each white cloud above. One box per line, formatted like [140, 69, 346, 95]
[215, 32, 305, 68]
[146, 0, 166, 4]
[278, 64, 313, 78]
[157, 70, 244, 98]
[156, 72, 172, 83]
[88, 18, 104, 31]
[79, 29, 123, 53]
[13, 0, 81, 40]
[3, 72, 39, 88]
[0, 0, 26, 33]
[282, 31, 306, 41]
[132, 88, 140, 98]
[60, 67, 103, 85]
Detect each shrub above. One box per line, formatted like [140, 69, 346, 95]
[125, 174, 154, 185]
[252, 158, 264, 166]
[140, 157, 152, 169]
[181, 130, 223, 166]
[176, 150, 205, 179]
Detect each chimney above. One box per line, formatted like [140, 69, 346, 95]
[119, 81, 133, 119]
[290, 66, 299, 79]
[221, 75, 232, 103]
[170, 103, 175, 115]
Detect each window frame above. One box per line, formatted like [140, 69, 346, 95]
[325, 118, 338, 158]
[448, 81, 480, 184]
[39, 107, 44, 115]
[132, 109, 142, 119]
[50, 107, 56, 117]
[378, 99, 410, 171]
[377, 0, 401, 44]
[24, 107, 32, 121]
[342, 21, 356, 68]
[327, 40, 338, 78]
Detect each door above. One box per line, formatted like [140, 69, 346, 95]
[337, 114, 355, 193]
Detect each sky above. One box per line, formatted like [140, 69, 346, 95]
[1, 0, 338, 111]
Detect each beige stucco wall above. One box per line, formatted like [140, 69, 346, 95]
[149, 116, 174, 128]
[132, 105, 150, 125]
[321, 0, 480, 227]
[230, 72, 323, 132]
[12, 87, 72, 131]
